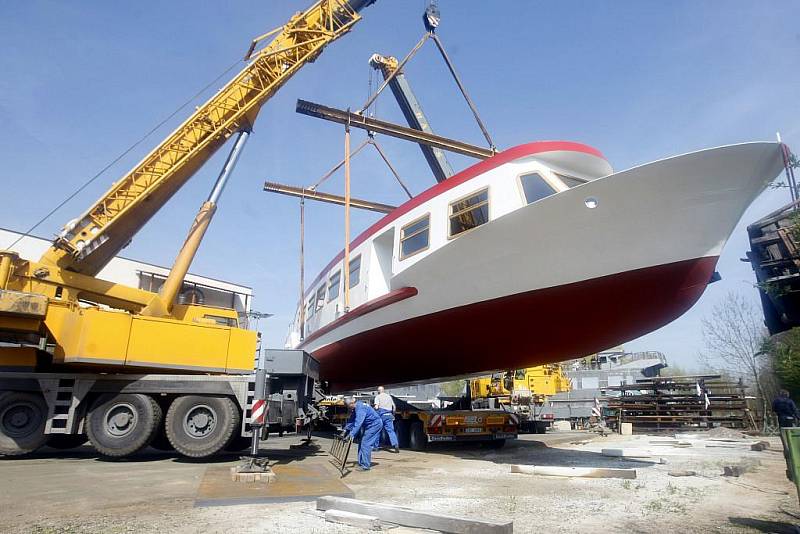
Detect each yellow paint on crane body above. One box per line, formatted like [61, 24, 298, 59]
[0, 1, 367, 375]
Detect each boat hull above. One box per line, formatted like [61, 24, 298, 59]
[316, 255, 717, 392]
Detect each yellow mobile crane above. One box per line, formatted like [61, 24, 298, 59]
[0, 0, 377, 458]
[470, 365, 571, 433]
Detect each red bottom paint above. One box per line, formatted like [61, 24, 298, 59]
[314, 256, 719, 393]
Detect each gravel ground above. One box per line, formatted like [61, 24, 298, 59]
[1, 431, 798, 533]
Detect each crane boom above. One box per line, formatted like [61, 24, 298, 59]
[40, 0, 375, 276]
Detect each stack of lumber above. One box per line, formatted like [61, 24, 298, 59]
[606, 375, 753, 432]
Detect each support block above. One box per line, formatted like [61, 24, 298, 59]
[230, 466, 276, 484]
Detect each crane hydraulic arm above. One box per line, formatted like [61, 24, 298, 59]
[40, 0, 376, 277]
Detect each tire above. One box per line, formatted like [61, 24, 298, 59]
[86, 393, 162, 458]
[165, 396, 240, 458]
[0, 392, 48, 456]
[395, 418, 410, 449]
[409, 420, 426, 451]
[485, 439, 506, 449]
[149, 425, 173, 452]
[46, 434, 88, 450]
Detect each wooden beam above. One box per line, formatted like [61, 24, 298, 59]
[316, 496, 513, 534]
[264, 182, 397, 214]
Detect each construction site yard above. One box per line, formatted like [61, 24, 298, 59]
[1, 430, 798, 534]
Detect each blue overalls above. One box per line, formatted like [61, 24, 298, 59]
[377, 408, 399, 449]
[344, 401, 383, 470]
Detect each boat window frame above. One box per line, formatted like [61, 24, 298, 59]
[315, 285, 326, 311]
[516, 171, 560, 205]
[399, 212, 431, 260]
[327, 270, 341, 302]
[348, 254, 362, 288]
[447, 187, 491, 240]
[306, 295, 315, 318]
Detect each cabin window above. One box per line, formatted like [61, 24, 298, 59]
[449, 189, 489, 238]
[315, 286, 325, 311]
[400, 214, 430, 259]
[556, 173, 587, 188]
[306, 297, 315, 318]
[349, 255, 361, 288]
[519, 173, 555, 204]
[327, 271, 341, 302]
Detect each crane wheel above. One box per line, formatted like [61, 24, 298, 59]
[165, 396, 240, 458]
[409, 420, 426, 451]
[46, 434, 88, 450]
[0, 392, 49, 456]
[86, 394, 162, 458]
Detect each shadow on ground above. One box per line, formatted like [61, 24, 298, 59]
[729, 517, 800, 533]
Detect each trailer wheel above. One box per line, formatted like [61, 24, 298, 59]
[86, 393, 162, 458]
[46, 434, 88, 450]
[148, 425, 173, 452]
[395, 419, 410, 449]
[166, 396, 239, 458]
[409, 421, 426, 451]
[0, 392, 48, 456]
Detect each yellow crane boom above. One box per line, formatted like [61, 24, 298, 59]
[41, 0, 374, 276]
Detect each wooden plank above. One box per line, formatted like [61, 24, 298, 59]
[316, 496, 513, 534]
[510, 464, 636, 479]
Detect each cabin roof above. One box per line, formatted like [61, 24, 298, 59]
[304, 140, 608, 297]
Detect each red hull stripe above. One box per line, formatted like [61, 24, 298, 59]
[314, 256, 718, 393]
[304, 141, 605, 297]
[300, 286, 418, 348]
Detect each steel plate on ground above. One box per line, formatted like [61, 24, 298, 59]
[195, 462, 354, 507]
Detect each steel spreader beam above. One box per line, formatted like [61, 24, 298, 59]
[264, 181, 397, 214]
[295, 99, 494, 160]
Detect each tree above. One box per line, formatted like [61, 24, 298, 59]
[764, 328, 800, 397]
[439, 379, 467, 397]
[700, 292, 775, 426]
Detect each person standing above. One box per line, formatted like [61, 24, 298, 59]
[374, 386, 399, 453]
[343, 396, 383, 471]
[772, 389, 799, 428]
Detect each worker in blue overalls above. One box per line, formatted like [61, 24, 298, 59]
[373, 386, 399, 453]
[343, 396, 383, 471]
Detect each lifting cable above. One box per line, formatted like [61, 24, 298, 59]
[8, 58, 244, 250]
[356, 1, 496, 152]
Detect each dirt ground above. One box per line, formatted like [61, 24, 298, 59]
[0, 430, 798, 534]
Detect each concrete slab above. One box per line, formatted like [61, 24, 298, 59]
[195, 463, 353, 506]
[324, 509, 383, 530]
[317, 496, 513, 534]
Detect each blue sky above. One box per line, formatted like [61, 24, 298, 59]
[1, 1, 799, 371]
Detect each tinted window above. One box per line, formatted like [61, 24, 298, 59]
[449, 189, 489, 237]
[557, 174, 587, 188]
[520, 173, 555, 204]
[349, 256, 361, 288]
[327, 271, 340, 302]
[400, 214, 430, 259]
